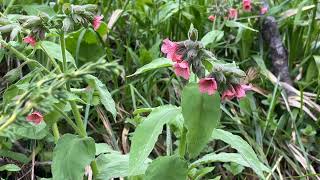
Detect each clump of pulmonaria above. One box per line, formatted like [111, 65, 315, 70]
[23, 35, 37, 46]
[242, 0, 252, 12]
[161, 28, 252, 100]
[26, 111, 43, 124]
[92, 15, 103, 31]
[208, 15, 216, 22]
[228, 8, 238, 19]
[260, 7, 268, 14]
[199, 78, 218, 95]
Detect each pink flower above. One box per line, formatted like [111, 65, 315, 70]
[199, 78, 218, 95]
[173, 61, 190, 80]
[93, 15, 103, 31]
[23, 36, 37, 46]
[228, 8, 238, 19]
[222, 86, 236, 100]
[26, 111, 43, 124]
[260, 7, 268, 14]
[243, 0, 252, 12]
[208, 15, 216, 22]
[222, 84, 252, 100]
[161, 38, 182, 62]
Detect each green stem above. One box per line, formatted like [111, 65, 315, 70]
[59, 32, 99, 176]
[69, 101, 87, 136]
[59, 32, 67, 73]
[3, 0, 16, 15]
[53, 105, 84, 137]
[178, 127, 187, 158]
[52, 123, 60, 144]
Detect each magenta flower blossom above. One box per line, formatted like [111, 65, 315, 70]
[260, 7, 268, 14]
[199, 78, 218, 95]
[23, 36, 37, 46]
[228, 8, 238, 19]
[26, 111, 43, 125]
[222, 86, 236, 100]
[208, 15, 216, 22]
[243, 0, 252, 12]
[93, 15, 103, 31]
[173, 61, 190, 80]
[161, 38, 182, 62]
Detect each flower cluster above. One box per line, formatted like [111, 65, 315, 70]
[161, 38, 251, 101]
[208, 0, 268, 22]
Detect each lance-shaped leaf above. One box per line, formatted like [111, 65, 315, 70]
[129, 105, 181, 175]
[182, 83, 221, 158]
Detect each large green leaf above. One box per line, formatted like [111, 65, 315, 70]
[201, 30, 224, 47]
[129, 105, 181, 175]
[211, 129, 270, 179]
[85, 75, 116, 119]
[182, 83, 221, 158]
[40, 41, 76, 67]
[97, 153, 149, 180]
[129, 58, 174, 77]
[144, 155, 188, 180]
[52, 134, 96, 180]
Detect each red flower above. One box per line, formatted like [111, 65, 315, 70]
[26, 111, 43, 125]
[199, 78, 218, 95]
[228, 8, 238, 19]
[93, 15, 103, 31]
[222, 86, 236, 100]
[173, 61, 190, 80]
[243, 0, 252, 12]
[208, 15, 216, 22]
[23, 36, 37, 46]
[260, 7, 268, 14]
[161, 38, 182, 62]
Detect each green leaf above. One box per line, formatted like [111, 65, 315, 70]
[129, 105, 181, 175]
[182, 83, 221, 158]
[226, 21, 258, 32]
[191, 153, 252, 168]
[211, 129, 270, 179]
[0, 164, 21, 172]
[97, 153, 149, 179]
[144, 156, 188, 180]
[40, 41, 76, 67]
[223, 162, 245, 176]
[95, 143, 119, 155]
[313, 56, 320, 77]
[52, 134, 96, 180]
[0, 150, 29, 164]
[85, 75, 116, 119]
[128, 58, 174, 77]
[201, 30, 224, 47]
[13, 121, 48, 139]
[23, 4, 56, 17]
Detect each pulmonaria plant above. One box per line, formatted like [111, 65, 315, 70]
[161, 27, 251, 101]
